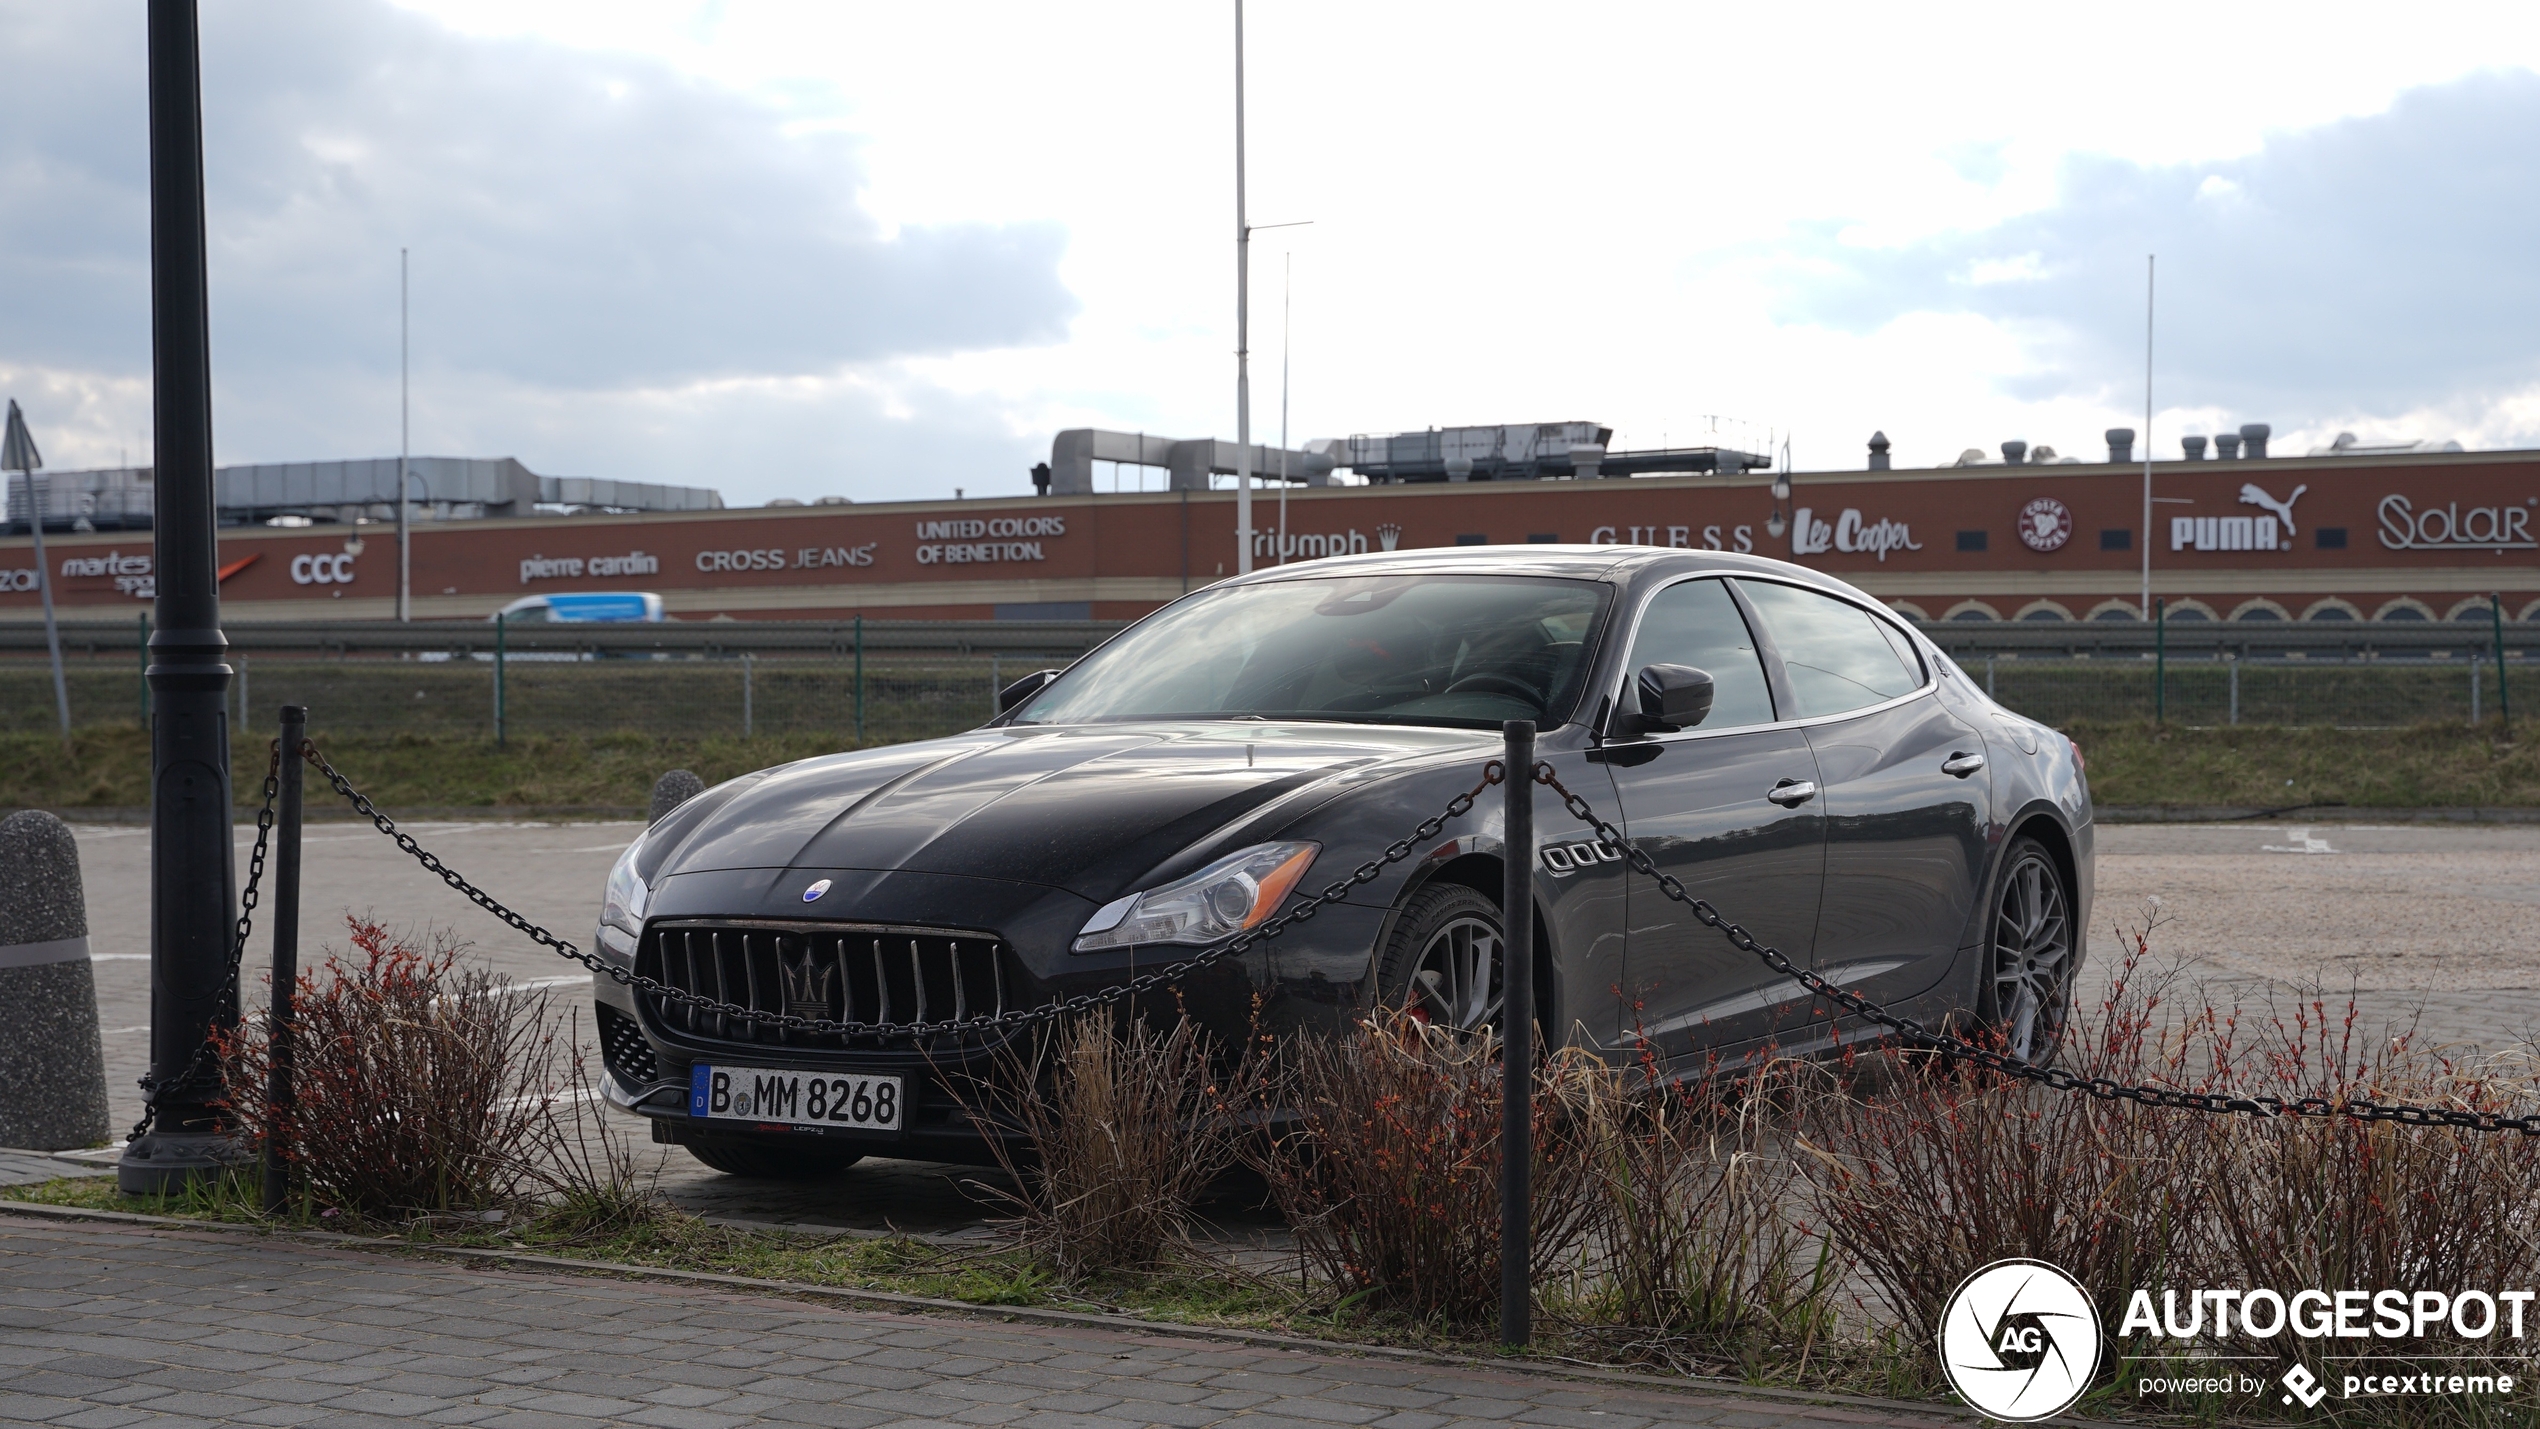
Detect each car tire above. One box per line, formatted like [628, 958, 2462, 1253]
[1374, 884, 1505, 1033]
[685, 1138, 865, 1180]
[1976, 835, 2079, 1065]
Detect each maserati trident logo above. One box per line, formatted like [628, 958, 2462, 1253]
[802, 878, 831, 903]
[781, 953, 835, 1020]
[1940, 1259, 2102, 1421]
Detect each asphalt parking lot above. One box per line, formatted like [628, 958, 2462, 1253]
[56, 814, 2540, 1234]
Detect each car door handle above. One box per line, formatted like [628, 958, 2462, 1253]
[1765, 779, 1818, 807]
[1941, 751, 1987, 778]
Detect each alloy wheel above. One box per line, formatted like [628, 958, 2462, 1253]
[1990, 849, 2074, 1062]
[1409, 914, 1502, 1031]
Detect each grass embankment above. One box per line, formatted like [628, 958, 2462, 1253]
[0, 726, 857, 811]
[2064, 719, 2538, 810]
[3, 721, 2535, 814]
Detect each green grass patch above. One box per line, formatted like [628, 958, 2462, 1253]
[7, 720, 2533, 816]
[2065, 719, 2538, 809]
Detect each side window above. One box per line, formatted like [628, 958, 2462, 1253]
[1622, 578, 1777, 729]
[1735, 580, 1922, 718]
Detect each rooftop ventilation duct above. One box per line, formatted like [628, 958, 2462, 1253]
[2215, 432, 2243, 460]
[2182, 435, 2209, 460]
[2240, 422, 2271, 458]
[2000, 439, 2028, 466]
[1867, 431, 1891, 471]
[2105, 427, 2136, 463]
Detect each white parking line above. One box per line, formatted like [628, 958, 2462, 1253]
[2262, 828, 2340, 854]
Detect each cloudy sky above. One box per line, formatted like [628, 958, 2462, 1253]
[4, 2, 2539, 505]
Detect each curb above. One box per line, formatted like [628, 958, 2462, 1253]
[0, 1198, 1984, 1425]
[2098, 805, 2540, 824]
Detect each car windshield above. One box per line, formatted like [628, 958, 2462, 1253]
[1013, 574, 1611, 729]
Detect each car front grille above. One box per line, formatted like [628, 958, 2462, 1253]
[596, 1003, 661, 1086]
[635, 919, 1033, 1049]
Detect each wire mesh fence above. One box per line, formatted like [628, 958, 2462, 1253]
[0, 651, 1052, 744]
[1964, 654, 2518, 728]
[2, 614, 2529, 738]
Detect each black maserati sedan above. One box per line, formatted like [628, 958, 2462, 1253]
[592, 546, 2091, 1176]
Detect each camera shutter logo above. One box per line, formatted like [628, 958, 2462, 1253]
[1940, 1259, 2102, 1421]
[2018, 497, 2074, 553]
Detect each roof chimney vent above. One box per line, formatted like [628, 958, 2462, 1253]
[2239, 422, 2271, 458]
[2105, 427, 2136, 463]
[2215, 432, 2243, 460]
[2000, 439, 2028, 466]
[2182, 434, 2208, 460]
[1867, 431, 1891, 471]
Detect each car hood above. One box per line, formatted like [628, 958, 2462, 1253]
[645, 722, 1484, 902]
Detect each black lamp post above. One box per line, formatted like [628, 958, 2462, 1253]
[120, 0, 242, 1194]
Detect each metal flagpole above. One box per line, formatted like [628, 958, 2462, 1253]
[1233, 0, 1253, 575]
[3, 401, 70, 742]
[124, 0, 242, 1193]
[2141, 254, 2154, 619]
[1278, 251, 1290, 564]
[397, 247, 410, 622]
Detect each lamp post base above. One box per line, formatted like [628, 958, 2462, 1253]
[117, 1128, 251, 1196]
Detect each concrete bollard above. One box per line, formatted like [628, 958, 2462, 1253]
[650, 769, 705, 825]
[0, 810, 111, 1150]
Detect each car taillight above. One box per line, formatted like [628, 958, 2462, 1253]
[2067, 736, 2085, 771]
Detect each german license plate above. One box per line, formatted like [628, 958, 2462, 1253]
[689, 1064, 903, 1135]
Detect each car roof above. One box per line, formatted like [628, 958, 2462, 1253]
[1223, 543, 1876, 603]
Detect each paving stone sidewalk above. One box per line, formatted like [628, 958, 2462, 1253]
[0, 1213, 1958, 1429]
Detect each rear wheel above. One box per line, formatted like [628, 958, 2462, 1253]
[1375, 884, 1504, 1033]
[684, 1138, 865, 1180]
[1978, 837, 2078, 1063]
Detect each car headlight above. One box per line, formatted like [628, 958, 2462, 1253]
[1072, 842, 1319, 953]
[601, 836, 650, 939]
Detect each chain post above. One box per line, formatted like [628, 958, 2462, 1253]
[493, 609, 507, 747]
[2494, 592, 2512, 734]
[262, 708, 306, 1214]
[2154, 596, 2166, 723]
[1499, 721, 1535, 1348]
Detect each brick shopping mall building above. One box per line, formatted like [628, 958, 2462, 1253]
[3, 445, 2534, 626]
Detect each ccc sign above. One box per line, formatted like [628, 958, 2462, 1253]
[290, 552, 358, 585]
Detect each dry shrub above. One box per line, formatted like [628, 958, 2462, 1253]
[2201, 1003, 2540, 1388]
[1249, 1011, 1602, 1328]
[1798, 929, 2212, 1373]
[219, 917, 571, 1218]
[957, 1012, 1238, 1280]
[1801, 916, 2540, 1418]
[521, 1013, 673, 1242]
[1580, 1062, 1844, 1376]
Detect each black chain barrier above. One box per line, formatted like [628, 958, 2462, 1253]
[128, 743, 283, 1143]
[146, 739, 2535, 1137]
[1525, 760, 2540, 1137]
[299, 740, 1500, 1044]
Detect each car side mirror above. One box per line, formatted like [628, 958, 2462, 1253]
[1619, 663, 1714, 736]
[996, 668, 1062, 714]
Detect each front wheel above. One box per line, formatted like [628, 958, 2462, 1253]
[1375, 884, 1504, 1033]
[1978, 836, 2078, 1064]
